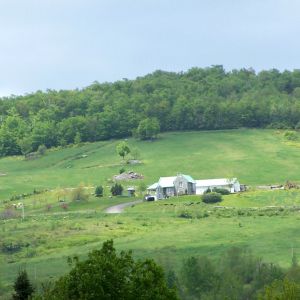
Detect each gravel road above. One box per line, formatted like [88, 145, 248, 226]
[104, 200, 143, 213]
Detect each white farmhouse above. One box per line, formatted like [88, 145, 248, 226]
[147, 174, 196, 200]
[147, 174, 240, 199]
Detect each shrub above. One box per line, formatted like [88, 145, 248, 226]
[178, 210, 193, 219]
[119, 167, 126, 174]
[111, 183, 123, 196]
[71, 186, 89, 201]
[37, 144, 47, 155]
[95, 185, 104, 197]
[204, 188, 212, 194]
[212, 188, 230, 195]
[284, 130, 298, 141]
[202, 192, 222, 204]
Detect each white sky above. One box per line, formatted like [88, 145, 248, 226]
[0, 0, 300, 96]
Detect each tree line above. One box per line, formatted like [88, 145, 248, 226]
[11, 241, 300, 300]
[1, 66, 300, 156]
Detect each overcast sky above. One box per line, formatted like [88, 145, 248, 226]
[0, 0, 300, 96]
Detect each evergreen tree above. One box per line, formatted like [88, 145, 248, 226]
[95, 185, 103, 197]
[12, 269, 34, 300]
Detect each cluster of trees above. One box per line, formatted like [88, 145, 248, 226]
[12, 243, 300, 300]
[14, 240, 177, 300]
[175, 247, 300, 299]
[1, 66, 300, 156]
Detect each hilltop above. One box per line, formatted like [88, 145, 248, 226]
[1, 66, 300, 157]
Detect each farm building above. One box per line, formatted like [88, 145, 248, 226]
[147, 174, 196, 199]
[195, 178, 240, 195]
[147, 174, 240, 199]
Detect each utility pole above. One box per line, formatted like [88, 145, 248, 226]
[21, 201, 25, 220]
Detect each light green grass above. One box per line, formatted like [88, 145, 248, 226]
[1, 129, 300, 201]
[1, 129, 300, 298]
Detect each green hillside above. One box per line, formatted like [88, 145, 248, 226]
[0, 129, 300, 201]
[1, 129, 300, 297]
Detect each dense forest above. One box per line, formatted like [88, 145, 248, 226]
[1, 66, 300, 156]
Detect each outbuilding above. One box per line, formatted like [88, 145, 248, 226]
[195, 178, 240, 195]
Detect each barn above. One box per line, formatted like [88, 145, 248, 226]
[195, 178, 241, 195]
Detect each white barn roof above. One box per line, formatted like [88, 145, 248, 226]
[158, 176, 176, 187]
[196, 178, 237, 187]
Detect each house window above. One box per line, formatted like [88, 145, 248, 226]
[179, 181, 183, 188]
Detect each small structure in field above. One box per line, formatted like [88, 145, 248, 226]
[127, 187, 135, 197]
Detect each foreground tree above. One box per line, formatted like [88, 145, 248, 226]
[37, 240, 178, 300]
[12, 269, 34, 300]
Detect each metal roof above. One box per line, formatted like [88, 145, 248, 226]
[147, 182, 159, 190]
[196, 178, 238, 187]
[181, 174, 196, 183]
[158, 176, 176, 187]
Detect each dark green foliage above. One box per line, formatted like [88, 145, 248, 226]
[12, 269, 34, 300]
[2, 67, 300, 156]
[181, 256, 218, 298]
[284, 130, 298, 141]
[36, 240, 178, 300]
[202, 192, 222, 203]
[119, 167, 126, 174]
[204, 188, 212, 194]
[179, 248, 284, 300]
[212, 187, 230, 195]
[94, 185, 103, 197]
[135, 118, 160, 140]
[110, 183, 123, 196]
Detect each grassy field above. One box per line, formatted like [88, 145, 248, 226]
[1, 129, 300, 297]
[1, 129, 300, 201]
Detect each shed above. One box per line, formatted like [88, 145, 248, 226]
[127, 187, 135, 197]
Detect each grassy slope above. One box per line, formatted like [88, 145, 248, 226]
[1, 129, 300, 200]
[2, 129, 300, 297]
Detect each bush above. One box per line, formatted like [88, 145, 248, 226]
[178, 210, 193, 219]
[212, 188, 230, 195]
[204, 188, 212, 194]
[95, 185, 104, 197]
[71, 186, 89, 201]
[111, 183, 123, 196]
[284, 130, 298, 141]
[202, 192, 222, 204]
[37, 144, 47, 155]
[119, 167, 126, 174]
